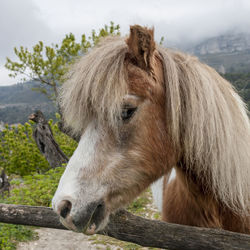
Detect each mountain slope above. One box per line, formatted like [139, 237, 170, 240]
[0, 81, 56, 124]
[0, 81, 49, 104]
[189, 33, 250, 55]
[187, 33, 250, 73]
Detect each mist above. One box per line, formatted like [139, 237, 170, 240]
[1, 0, 250, 85]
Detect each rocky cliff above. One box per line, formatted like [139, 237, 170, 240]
[189, 33, 250, 55]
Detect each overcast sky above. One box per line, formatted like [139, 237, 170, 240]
[1, 0, 250, 86]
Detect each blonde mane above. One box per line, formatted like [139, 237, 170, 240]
[60, 36, 129, 134]
[60, 36, 250, 215]
[159, 47, 250, 214]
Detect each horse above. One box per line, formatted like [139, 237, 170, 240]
[52, 25, 250, 235]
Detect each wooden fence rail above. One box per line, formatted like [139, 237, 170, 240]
[0, 203, 249, 250]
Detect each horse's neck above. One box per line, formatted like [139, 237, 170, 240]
[168, 166, 221, 227]
[174, 166, 215, 205]
[177, 165, 208, 194]
[167, 166, 250, 233]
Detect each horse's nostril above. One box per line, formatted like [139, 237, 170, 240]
[58, 200, 72, 219]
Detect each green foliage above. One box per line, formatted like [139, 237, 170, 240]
[0, 167, 63, 250]
[223, 72, 250, 110]
[0, 119, 77, 176]
[128, 195, 150, 214]
[49, 117, 78, 157]
[5, 22, 120, 100]
[0, 223, 36, 250]
[159, 36, 164, 45]
[7, 167, 65, 207]
[0, 122, 48, 176]
[0, 116, 75, 249]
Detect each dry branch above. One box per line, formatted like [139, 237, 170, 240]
[0, 203, 250, 250]
[29, 110, 68, 168]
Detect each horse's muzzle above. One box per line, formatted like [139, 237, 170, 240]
[55, 199, 106, 234]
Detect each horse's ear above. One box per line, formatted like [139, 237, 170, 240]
[126, 25, 155, 72]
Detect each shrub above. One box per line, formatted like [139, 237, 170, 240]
[0, 223, 36, 250]
[7, 167, 65, 207]
[0, 119, 77, 176]
[0, 167, 65, 250]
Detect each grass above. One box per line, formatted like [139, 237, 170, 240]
[0, 223, 38, 250]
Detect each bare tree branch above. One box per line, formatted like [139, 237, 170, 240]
[34, 76, 53, 86]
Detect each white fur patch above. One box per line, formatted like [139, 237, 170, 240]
[168, 168, 176, 184]
[124, 94, 140, 100]
[151, 176, 164, 212]
[150, 169, 176, 212]
[52, 122, 99, 211]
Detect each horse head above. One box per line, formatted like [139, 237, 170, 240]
[52, 25, 177, 234]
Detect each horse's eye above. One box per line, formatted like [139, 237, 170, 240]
[121, 107, 137, 121]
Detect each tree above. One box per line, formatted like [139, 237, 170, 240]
[5, 22, 120, 100]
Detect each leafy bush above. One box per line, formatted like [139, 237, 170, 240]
[0, 116, 76, 249]
[0, 119, 77, 176]
[0, 223, 36, 250]
[0, 122, 49, 175]
[0, 167, 64, 250]
[7, 167, 65, 207]
[49, 116, 77, 159]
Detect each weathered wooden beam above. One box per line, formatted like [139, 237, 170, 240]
[0, 203, 249, 250]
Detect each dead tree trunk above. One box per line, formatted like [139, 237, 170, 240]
[29, 111, 68, 168]
[0, 203, 249, 250]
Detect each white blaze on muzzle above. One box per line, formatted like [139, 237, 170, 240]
[52, 122, 103, 213]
